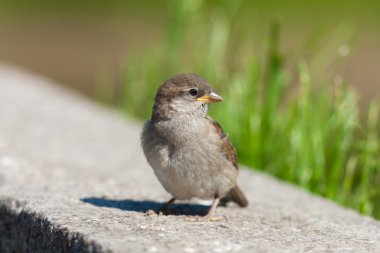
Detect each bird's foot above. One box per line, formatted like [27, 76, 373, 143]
[145, 207, 180, 216]
[145, 209, 158, 216]
[144, 209, 171, 216]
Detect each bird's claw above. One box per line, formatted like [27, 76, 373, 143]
[145, 209, 158, 216]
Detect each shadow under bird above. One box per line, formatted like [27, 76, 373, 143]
[141, 73, 248, 221]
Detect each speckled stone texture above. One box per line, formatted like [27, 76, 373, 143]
[0, 64, 379, 253]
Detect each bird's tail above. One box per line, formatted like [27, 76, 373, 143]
[220, 185, 248, 207]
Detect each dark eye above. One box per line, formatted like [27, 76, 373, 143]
[189, 89, 198, 96]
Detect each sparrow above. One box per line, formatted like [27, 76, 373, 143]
[141, 73, 248, 221]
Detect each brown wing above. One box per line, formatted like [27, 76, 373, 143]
[207, 116, 248, 207]
[206, 116, 238, 169]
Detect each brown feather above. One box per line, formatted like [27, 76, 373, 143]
[206, 116, 238, 169]
[220, 185, 249, 207]
[206, 116, 249, 207]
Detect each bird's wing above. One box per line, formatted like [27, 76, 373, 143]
[206, 116, 238, 170]
[206, 116, 248, 207]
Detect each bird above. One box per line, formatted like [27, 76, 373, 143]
[141, 73, 248, 221]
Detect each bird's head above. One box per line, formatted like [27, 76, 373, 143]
[152, 73, 223, 120]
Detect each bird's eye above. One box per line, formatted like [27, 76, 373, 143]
[189, 89, 198, 96]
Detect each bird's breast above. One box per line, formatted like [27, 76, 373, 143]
[141, 117, 236, 200]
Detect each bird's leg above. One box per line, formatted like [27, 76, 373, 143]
[202, 195, 224, 221]
[185, 194, 226, 222]
[205, 196, 219, 217]
[158, 197, 176, 215]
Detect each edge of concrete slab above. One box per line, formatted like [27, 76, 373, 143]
[0, 197, 107, 253]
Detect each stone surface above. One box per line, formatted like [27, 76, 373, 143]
[0, 64, 379, 253]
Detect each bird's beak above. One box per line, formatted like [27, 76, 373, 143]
[196, 91, 223, 103]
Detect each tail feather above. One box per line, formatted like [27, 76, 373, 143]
[220, 185, 248, 207]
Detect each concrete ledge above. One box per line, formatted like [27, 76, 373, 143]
[0, 198, 105, 253]
[0, 64, 380, 252]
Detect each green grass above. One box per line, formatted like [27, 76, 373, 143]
[118, 0, 380, 219]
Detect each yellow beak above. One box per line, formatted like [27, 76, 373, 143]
[196, 92, 223, 103]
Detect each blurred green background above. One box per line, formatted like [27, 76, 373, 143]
[1, 0, 379, 219]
